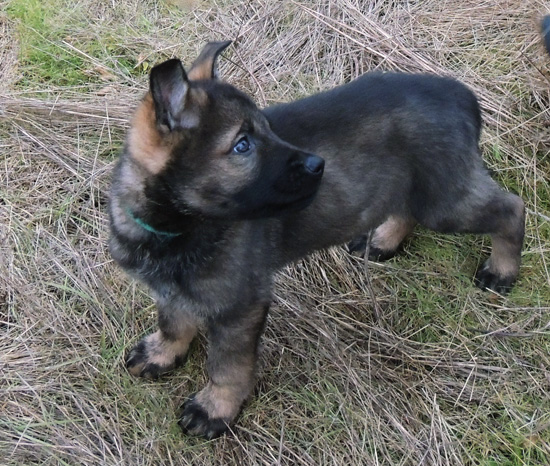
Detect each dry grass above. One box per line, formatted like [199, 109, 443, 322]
[1, 0, 550, 464]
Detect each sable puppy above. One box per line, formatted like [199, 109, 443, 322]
[109, 41, 524, 439]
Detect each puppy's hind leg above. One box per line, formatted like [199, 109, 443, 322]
[472, 191, 525, 293]
[126, 304, 198, 379]
[348, 215, 416, 261]
[416, 177, 525, 294]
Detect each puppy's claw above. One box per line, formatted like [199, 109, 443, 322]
[474, 262, 515, 294]
[347, 235, 368, 257]
[178, 395, 231, 439]
[367, 246, 398, 262]
[348, 236, 397, 261]
[125, 337, 188, 379]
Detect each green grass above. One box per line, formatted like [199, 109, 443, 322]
[6, 0, 156, 90]
[7, 0, 93, 87]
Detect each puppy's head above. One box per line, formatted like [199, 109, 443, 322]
[126, 41, 324, 219]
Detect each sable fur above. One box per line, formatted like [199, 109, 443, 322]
[109, 41, 524, 439]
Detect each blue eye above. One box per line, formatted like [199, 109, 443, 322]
[233, 136, 251, 154]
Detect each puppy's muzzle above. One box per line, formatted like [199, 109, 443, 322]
[282, 152, 325, 191]
[269, 151, 324, 210]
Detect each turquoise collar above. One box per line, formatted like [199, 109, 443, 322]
[125, 208, 182, 238]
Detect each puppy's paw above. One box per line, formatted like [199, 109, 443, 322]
[178, 382, 244, 439]
[126, 330, 189, 379]
[178, 394, 231, 440]
[474, 261, 516, 294]
[348, 235, 397, 261]
[367, 246, 398, 262]
[348, 235, 368, 257]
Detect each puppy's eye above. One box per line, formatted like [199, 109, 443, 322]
[233, 136, 251, 154]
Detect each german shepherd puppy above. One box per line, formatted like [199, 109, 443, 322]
[109, 41, 525, 439]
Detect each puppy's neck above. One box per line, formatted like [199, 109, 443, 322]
[124, 207, 184, 238]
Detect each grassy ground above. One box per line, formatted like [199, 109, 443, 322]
[1, 0, 550, 464]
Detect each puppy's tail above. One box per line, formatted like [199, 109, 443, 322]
[542, 16, 550, 56]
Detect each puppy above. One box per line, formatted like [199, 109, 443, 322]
[109, 41, 524, 439]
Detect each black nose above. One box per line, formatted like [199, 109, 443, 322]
[303, 154, 325, 175]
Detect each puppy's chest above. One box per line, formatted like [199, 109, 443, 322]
[140, 238, 273, 315]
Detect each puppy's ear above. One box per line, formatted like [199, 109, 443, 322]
[187, 40, 232, 81]
[150, 58, 198, 132]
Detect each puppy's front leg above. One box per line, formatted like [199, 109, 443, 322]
[126, 304, 198, 379]
[179, 304, 268, 439]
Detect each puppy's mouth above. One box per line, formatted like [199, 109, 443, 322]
[231, 186, 320, 220]
[269, 189, 319, 213]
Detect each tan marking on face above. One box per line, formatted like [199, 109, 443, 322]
[127, 89, 209, 174]
[180, 123, 260, 211]
[372, 215, 416, 251]
[210, 123, 259, 188]
[183, 159, 258, 212]
[213, 123, 243, 155]
[127, 94, 171, 174]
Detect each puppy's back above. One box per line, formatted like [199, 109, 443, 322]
[263, 72, 481, 156]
